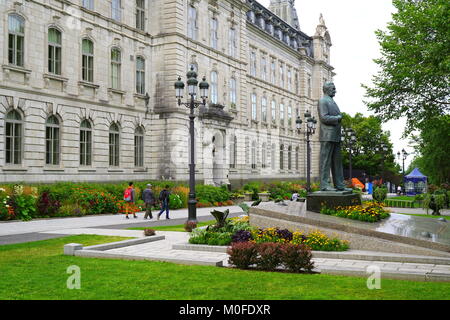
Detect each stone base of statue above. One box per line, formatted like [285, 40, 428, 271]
[306, 190, 362, 213]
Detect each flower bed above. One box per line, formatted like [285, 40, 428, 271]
[320, 201, 390, 222]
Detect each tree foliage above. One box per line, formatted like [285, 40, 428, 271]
[341, 113, 400, 179]
[363, 0, 450, 134]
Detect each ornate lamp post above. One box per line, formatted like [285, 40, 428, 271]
[341, 128, 356, 182]
[174, 67, 209, 223]
[397, 148, 408, 192]
[296, 110, 317, 192]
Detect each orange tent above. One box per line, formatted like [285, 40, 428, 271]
[351, 178, 364, 189]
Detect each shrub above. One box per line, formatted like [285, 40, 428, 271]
[227, 242, 258, 269]
[11, 194, 37, 221]
[255, 243, 283, 271]
[169, 194, 183, 210]
[144, 228, 156, 236]
[37, 192, 61, 217]
[280, 243, 315, 273]
[232, 230, 253, 243]
[372, 186, 388, 203]
[207, 232, 233, 246]
[196, 185, 231, 204]
[184, 221, 197, 232]
[59, 203, 87, 217]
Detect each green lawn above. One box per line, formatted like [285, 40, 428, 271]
[128, 220, 215, 232]
[0, 235, 449, 300]
[396, 213, 450, 220]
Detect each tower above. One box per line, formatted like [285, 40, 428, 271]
[268, 0, 300, 30]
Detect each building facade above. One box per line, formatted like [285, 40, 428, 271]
[0, 0, 334, 185]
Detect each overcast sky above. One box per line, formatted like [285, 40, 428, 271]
[259, 0, 413, 169]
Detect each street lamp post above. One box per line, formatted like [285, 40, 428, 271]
[174, 67, 209, 223]
[296, 111, 317, 193]
[397, 148, 408, 193]
[376, 143, 388, 183]
[341, 128, 356, 183]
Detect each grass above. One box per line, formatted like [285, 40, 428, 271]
[0, 235, 449, 300]
[128, 220, 216, 232]
[396, 213, 450, 220]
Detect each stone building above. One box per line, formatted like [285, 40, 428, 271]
[0, 0, 334, 186]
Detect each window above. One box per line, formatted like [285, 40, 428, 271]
[210, 17, 218, 49]
[210, 71, 218, 104]
[261, 56, 267, 81]
[245, 137, 250, 165]
[111, 48, 121, 89]
[271, 60, 276, 84]
[307, 74, 312, 97]
[45, 115, 60, 165]
[280, 103, 285, 126]
[295, 72, 299, 95]
[136, 56, 145, 95]
[230, 135, 237, 169]
[109, 123, 120, 167]
[280, 63, 284, 88]
[261, 97, 267, 123]
[82, 0, 94, 10]
[288, 105, 292, 126]
[134, 127, 144, 167]
[229, 78, 236, 107]
[271, 100, 276, 124]
[262, 143, 267, 169]
[288, 146, 292, 170]
[8, 14, 25, 67]
[82, 39, 94, 82]
[250, 51, 256, 76]
[229, 28, 237, 57]
[271, 143, 276, 170]
[112, 0, 121, 22]
[5, 110, 22, 165]
[48, 28, 62, 75]
[287, 68, 292, 91]
[280, 144, 284, 170]
[296, 146, 299, 171]
[136, 0, 145, 31]
[80, 119, 92, 166]
[251, 141, 256, 169]
[187, 6, 198, 40]
[251, 93, 257, 121]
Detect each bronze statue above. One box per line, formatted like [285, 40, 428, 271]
[317, 82, 348, 192]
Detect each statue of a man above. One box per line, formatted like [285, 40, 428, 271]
[317, 82, 347, 191]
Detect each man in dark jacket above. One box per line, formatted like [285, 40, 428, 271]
[157, 185, 171, 220]
[142, 184, 155, 219]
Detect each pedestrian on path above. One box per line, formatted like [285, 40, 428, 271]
[124, 182, 137, 219]
[142, 184, 155, 219]
[157, 185, 171, 220]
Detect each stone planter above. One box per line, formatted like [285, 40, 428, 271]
[244, 193, 253, 201]
[258, 193, 270, 202]
[232, 196, 245, 204]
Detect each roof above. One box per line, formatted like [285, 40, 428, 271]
[405, 168, 427, 178]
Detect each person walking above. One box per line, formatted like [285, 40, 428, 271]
[123, 182, 137, 219]
[142, 184, 155, 219]
[157, 185, 171, 220]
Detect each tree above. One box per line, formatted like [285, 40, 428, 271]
[407, 115, 450, 185]
[363, 0, 450, 135]
[341, 113, 399, 179]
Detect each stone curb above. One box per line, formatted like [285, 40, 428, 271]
[171, 243, 450, 265]
[83, 235, 166, 251]
[74, 249, 223, 267]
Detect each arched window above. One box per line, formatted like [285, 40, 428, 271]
[280, 103, 285, 126]
[45, 115, 60, 165]
[109, 123, 120, 167]
[134, 126, 144, 167]
[261, 97, 267, 123]
[251, 141, 256, 169]
[271, 143, 276, 170]
[210, 71, 218, 104]
[261, 142, 267, 169]
[5, 110, 23, 165]
[80, 119, 92, 166]
[288, 145, 292, 170]
[111, 47, 121, 89]
[229, 134, 237, 169]
[48, 28, 62, 75]
[271, 100, 276, 124]
[136, 56, 145, 94]
[279, 144, 284, 170]
[82, 39, 94, 82]
[8, 14, 25, 67]
[251, 93, 257, 121]
[288, 104, 292, 126]
[245, 137, 250, 166]
[296, 146, 300, 171]
[187, 5, 198, 40]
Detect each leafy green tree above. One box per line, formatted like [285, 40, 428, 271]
[363, 0, 450, 134]
[407, 116, 450, 185]
[341, 113, 400, 179]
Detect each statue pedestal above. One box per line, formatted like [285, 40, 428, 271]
[306, 191, 362, 213]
